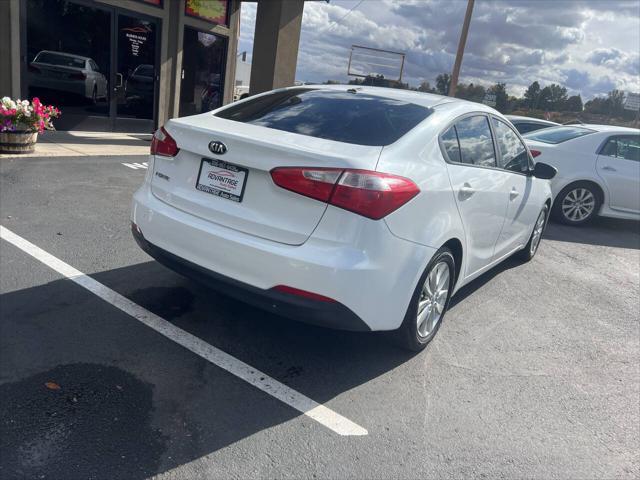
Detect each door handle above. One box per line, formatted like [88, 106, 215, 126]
[459, 183, 475, 200]
[510, 187, 519, 200]
[601, 165, 616, 172]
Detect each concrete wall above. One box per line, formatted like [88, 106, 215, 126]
[0, 0, 21, 98]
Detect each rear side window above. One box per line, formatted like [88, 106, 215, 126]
[524, 126, 595, 144]
[492, 118, 530, 173]
[600, 135, 640, 161]
[441, 125, 461, 163]
[214, 89, 433, 146]
[455, 115, 496, 167]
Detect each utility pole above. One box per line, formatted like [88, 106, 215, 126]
[449, 0, 474, 98]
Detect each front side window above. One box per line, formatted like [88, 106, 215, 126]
[601, 136, 640, 162]
[493, 118, 530, 173]
[523, 126, 595, 144]
[455, 115, 496, 167]
[215, 89, 433, 146]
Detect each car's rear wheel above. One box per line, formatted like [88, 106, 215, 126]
[552, 182, 600, 225]
[396, 248, 455, 351]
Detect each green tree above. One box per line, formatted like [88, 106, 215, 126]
[538, 86, 553, 110]
[523, 81, 541, 109]
[565, 95, 583, 112]
[489, 82, 508, 113]
[436, 73, 451, 95]
[418, 81, 434, 93]
[607, 89, 625, 116]
[547, 84, 569, 110]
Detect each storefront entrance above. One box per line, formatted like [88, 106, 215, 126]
[24, 0, 160, 132]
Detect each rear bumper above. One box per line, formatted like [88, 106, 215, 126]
[131, 182, 436, 331]
[132, 224, 370, 331]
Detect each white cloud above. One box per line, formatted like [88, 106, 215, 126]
[239, 0, 640, 99]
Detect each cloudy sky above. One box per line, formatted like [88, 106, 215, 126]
[238, 0, 640, 99]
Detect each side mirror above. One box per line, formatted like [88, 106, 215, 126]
[532, 162, 557, 180]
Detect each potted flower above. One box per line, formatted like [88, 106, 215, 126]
[0, 97, 60, 154]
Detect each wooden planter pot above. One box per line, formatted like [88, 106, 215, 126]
[0, 131, 38, 154]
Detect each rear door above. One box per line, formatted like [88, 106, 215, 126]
[596, 135, 640, 213]
[442, 114, 510, 277]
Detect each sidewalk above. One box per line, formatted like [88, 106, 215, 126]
[0, 131, 151, 158]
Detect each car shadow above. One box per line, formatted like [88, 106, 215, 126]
[544, 216, 639, 250]
[0, 261, 415, 479]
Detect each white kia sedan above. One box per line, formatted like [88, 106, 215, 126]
[523, 125, 640, 225]
[131, 86, 556, 350]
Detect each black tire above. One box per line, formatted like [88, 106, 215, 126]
[517, 204, 548, 262]
[552, 182, 601, 226]
[395, 248, 455, 351]
[91, 85, 98, 104]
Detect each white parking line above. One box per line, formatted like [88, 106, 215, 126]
[122, 162, 148, 170]
[0, 225, 367, 437]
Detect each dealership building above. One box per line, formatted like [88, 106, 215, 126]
[0, 0, 304, 132]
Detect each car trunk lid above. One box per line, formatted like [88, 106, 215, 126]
[150, 114, 383, 245]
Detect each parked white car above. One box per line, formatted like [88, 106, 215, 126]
[131, 86, 555, 350]
[28, 50, 108, 103]
[523, 125, 640, 225]
[506, 115, 559, 135]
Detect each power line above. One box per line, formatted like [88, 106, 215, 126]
[326, 0, 365, 31]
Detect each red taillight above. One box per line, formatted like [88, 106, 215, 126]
[530, 149, 542, 158]
[272, 285, 337, 303]
[150, 126, 179, 157]
[270, 167, 419, 220]
[69, 72, 87, 80]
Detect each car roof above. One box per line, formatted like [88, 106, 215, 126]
[301, 84, 480, 110]
[506, 115, 559, 125]
[35, 50, 91, 61]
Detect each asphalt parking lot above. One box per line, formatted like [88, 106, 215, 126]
[1, 154, 639, 480]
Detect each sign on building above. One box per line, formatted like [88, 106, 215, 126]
[483, 93, 497, 107]
[347, 45, 406, 82]
[623, 92, 640, 111]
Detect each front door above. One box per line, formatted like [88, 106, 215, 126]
[597, 135, 640, 213]
[24, 0, 160, 133]
[441, 115, 510, 278]
[490, 116, 542, 257]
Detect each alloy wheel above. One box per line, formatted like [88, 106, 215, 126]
[417, 261, 450, 338]
[530, 209, 546, 255]
[561, 188, 595, 222]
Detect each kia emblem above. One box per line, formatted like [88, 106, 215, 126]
[208, 141, 227, 155]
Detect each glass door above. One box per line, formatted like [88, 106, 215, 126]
[179, 27, 228, 117]
[113, 14, 159, 132]
[25, 0, 112, 131]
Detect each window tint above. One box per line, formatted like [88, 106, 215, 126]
[215, 89, 433, 146]
[493, 118, 530, 173]
[441, 125, 461, 163]
[602, 136, 640, 162]
[455, 115, 496, 167]
[523, 126, 595, 144]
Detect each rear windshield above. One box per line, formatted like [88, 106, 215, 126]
[523, 126, 596, 144]
[214, 89, 433, 146]
[34, 52, 85, 68]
